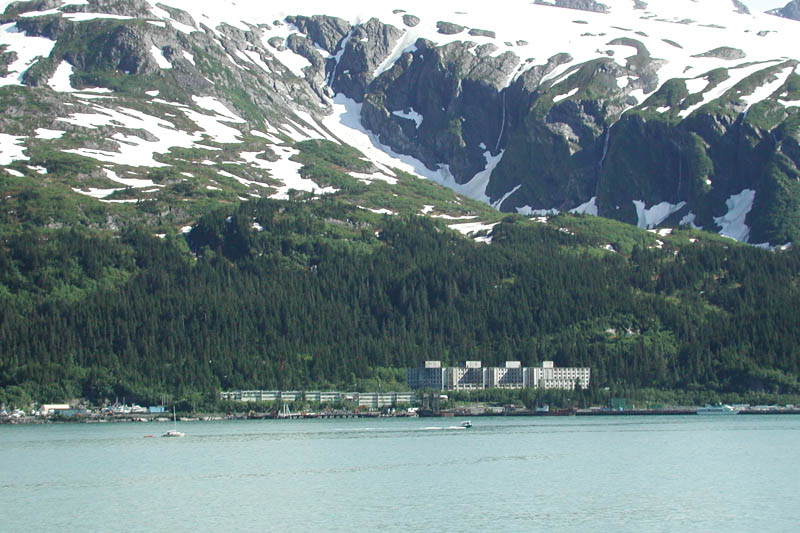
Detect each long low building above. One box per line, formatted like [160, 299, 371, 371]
[408, 361, 590, 391]
[219, 390, 416, 407]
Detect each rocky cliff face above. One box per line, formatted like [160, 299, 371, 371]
[359, 38, 519, 181]
[768, 0, 800, 20]
[288, 6, 800, 245]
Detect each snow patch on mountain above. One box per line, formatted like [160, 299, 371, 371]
[518, 206, 561, 216]
[715, 189, 755, 242]
[679, 60, 783, 117]
[71, 187, 124, 199]
[240, 145, 337, 199]
[250, 129, 283, 144]
[448, 221, 500, 243]
[0, 134, 28, 165]
[406, 147, 506, 206]
[191, 96, 245, 123]
[58, 104, 206, 167]
[17, 8, 62, 17]
[553, 87, 580, 103]
[360, 206, 396, 215]
[181, 109, 244, 144]
[633, 200, 686, 229]
[48, 61, 75, 92]
[216, 169, 270, 191]
[103, 168, 161, 188]
[144, 1, 196, 33]
[320, 95, 433, 179]
[269, 154, 338, 197]
[292, 110, 339, 142]
[150, 46, 172, 69]
[259, 23, 314, 78]
[685, 77, 710, 94]
[392, 109, 424, 128]
[570, 196, 598, 216]
[63, 13, 133, 22]
[34, 129, 65, 140]
[132, 0, 800, 104]
[740, 65, 794, 108]
[492, 184, 521, 210]
[286, 119, 321, 141]
[0, 23, 56, 87]
[680, 212, 701, 229]
[350, 171, 398, 185]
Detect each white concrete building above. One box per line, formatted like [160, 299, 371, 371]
[37, 404, 70, 415]
[220, 390, 280, 402]
[408, 360, 590, 391]
[445, 361, 485, 390]
[407, 360, 445, 390]
[219, 390, 415, 407]
[530, 361, 591, 390]
[487, 361, 525, 389]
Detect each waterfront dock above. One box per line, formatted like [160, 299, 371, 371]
[4, 405, 800, 425]
[576, 408, 696, 416]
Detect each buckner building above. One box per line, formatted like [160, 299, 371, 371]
[407, 360, 590, 391]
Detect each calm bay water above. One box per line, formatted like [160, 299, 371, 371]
[1, 415, 798, 532]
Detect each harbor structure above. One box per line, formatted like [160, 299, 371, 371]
[37, 404, 70, 415]
[408, 361, 590, 391]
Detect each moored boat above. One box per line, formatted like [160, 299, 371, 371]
[161, 406, 185, 437]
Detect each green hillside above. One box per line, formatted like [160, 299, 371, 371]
[1, 194, 798, 408]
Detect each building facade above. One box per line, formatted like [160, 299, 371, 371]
[220, 390, 280, 402]
[408, 361, 590, 391]
[531, 361, 591, 390]
[445, 361, 485, 390]
[487, 361, 525, 389]
[406, 360, 445, 390]
[219, 390, 416, 407]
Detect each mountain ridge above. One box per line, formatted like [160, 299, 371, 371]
[2, 0, 800, 247]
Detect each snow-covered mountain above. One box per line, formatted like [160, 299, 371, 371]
[2, 0, 800, 245]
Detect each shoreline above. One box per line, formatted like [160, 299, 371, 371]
[4, 406, 800, 425]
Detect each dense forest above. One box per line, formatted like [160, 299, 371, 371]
[1, 197, 799, 407]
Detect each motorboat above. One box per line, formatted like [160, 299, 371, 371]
[460, 420, 472, 428]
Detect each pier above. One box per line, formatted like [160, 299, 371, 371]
[575, 409, 696, 416]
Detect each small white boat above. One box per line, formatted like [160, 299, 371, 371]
[162, 407, 185, 437]
[460, 420, 472, 428]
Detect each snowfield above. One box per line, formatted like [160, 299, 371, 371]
[715, 189, 756, 242]
[0, 134, 29, 165]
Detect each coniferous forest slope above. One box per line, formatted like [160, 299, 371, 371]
[3, 0, 800, 408]
[1, 195, 799, 406]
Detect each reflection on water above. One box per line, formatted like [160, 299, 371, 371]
[1, 416, 798, 532]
